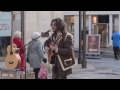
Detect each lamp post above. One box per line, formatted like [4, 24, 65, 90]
[82, 11, 87, 68]
[21, 11, 25, 43]
[78, 11, 82, 64]
[51, 11, 54, 20]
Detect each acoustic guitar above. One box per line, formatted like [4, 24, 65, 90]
[47, 34, 62, 64]
[5, 44, 21, 69]
[5, 12, 21, 69]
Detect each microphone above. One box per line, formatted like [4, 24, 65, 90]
[43, 29, 51, 34]
[35, 29, 51, 39]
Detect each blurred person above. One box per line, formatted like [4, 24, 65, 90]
[13, 31, 25, 71]
[44, 18, 75, 79]
[85, 27, 89, 34]
[27, 32, 47, 79]
[111, 30, 120, 60]
[0, 37, 3, 56]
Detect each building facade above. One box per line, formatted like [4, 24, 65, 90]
[86, 11, 120, 47]
[63, 11, 79, 50]
[1, 11, 119, 59]
[0, 11, 63, 58]
[64, 11, 120, 48]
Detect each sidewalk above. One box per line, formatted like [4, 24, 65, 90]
[1, 56, 120, 79]
[100, 46, 113, 54]
[75, 46, 113, 54]
[0, 57, 96, 79]
[26, 57, 95, 71]
[67, 63, 95, 79]
[67, 58, 120, 79]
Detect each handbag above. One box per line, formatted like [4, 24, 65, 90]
[26, 42, 35, 63]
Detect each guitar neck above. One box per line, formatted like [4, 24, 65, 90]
[10, 11, 14, 53]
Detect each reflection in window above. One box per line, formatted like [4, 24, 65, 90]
[64, 15, 74, 37]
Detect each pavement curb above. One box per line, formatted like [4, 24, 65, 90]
[72, 64, 96, 72]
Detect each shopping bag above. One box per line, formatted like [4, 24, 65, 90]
[38, 64, 48, 79]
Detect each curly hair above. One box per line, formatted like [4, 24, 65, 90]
[51, 18, 67, 34]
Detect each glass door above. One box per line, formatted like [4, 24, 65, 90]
[64, 15, 74, 37]
[97, 23, 109, 47]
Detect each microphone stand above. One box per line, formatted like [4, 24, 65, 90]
[16, 32, 49, 53]
[21, 35, 42, 49]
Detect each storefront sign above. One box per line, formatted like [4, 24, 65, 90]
[0, 12, 11, 37]
[86, 34, 100, 54]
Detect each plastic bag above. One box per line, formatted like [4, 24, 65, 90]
[38, 64, 48, 79]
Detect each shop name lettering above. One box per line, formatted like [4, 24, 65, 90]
[2, 73, 14, 77]
[0, 24, 9, 30]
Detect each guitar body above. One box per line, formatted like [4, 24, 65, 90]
[47, 35, 62, 64]
[5, 44, 21, 69]
[47, 49, 53, 63]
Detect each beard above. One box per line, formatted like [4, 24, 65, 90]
[52, 29, 57, 34]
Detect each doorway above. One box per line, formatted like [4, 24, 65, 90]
[97, 23, 109, 47]
[92, 23, 109, 47]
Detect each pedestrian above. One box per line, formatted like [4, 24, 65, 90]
[111, 30, 120, 60]
[44, 18, 75, 79]
[13, 31, 26, 71]
[27, 32, 47, 79]
[85, 27, 89, 34]
[0, 37, 3, 56]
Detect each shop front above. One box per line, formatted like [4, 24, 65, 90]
[63, 11, 79, 50]
[92, 23, 109, 47]
[64, 15, 74, 36]
[86, 12, 120, 47]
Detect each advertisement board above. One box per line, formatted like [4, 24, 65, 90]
[86, 34, 100, 55]
[0, 12, 12, 37]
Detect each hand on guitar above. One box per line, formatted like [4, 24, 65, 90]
[49, 44, 58, 53]
[13, 43, 17, 48]
[15, 48, 20, 53]
[44, 46, 50, 53]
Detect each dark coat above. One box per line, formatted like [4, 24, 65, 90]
[44, 32, 75, 77]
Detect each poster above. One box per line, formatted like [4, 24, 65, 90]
[86, 34, 100, 54]
[0, 12, 12, 37]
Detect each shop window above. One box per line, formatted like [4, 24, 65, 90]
[64, 15, 74, 37]
[98, 15, 109, 23]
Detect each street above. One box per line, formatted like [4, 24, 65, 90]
[69, 48, 120, 79]
[1, 47, 120, 79]
[68, 58, 120, 79]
